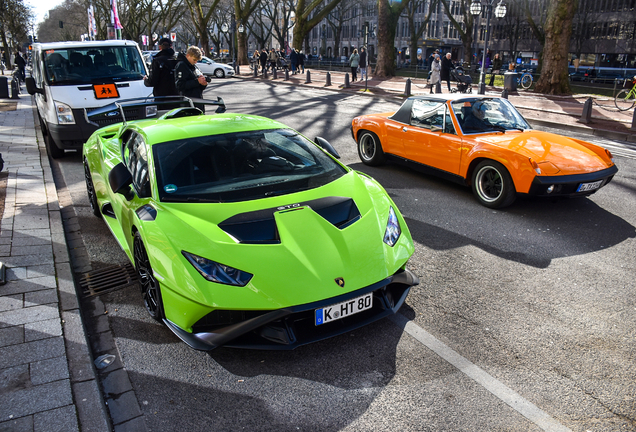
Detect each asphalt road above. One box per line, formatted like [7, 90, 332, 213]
[53, 79, 636, 432]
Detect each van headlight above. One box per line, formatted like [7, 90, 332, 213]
[54, 101, 75, 124]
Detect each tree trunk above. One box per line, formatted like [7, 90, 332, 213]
[376, 0, 405, 78]
[534, 0, 577, 94]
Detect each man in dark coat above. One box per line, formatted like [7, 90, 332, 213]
[489, 53, 503, 86]
[175, 46, 208, 112]
[441, 52, 455, 93]
[15, 52, 26, 82]
[259, 49, 268, 74]
[290, 48, 298, 74]
[144, 38, 178, 96]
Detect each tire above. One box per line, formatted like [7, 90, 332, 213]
[214, 68, 225, 78]
[45, 131, 65, 159]
[471, 160, 516, 209]
[83, 158, 101, 218]
[519, 74, 532, 90]
[133, 232, 165, 321]
[614, 89, 636, 111]
[357, 131, 386, 166]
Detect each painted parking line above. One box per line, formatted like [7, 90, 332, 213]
[390, 314, 571, 432]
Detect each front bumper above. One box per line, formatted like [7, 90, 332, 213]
[164, 268, 419, 351]
[526, 165, 618, 197]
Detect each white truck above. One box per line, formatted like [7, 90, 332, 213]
[26, 40, 152, 158]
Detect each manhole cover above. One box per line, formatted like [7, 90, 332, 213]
[79, 263, 137, 297]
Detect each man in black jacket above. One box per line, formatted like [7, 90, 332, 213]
[441, 52, 455, 93]
[144, 38, 178, 97]
[175, 46, 208, 112]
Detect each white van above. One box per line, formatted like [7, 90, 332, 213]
[26, 40, 152, 158]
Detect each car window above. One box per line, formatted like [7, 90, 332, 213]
[124, 132, 151, 198]
[153, 129, 347, 203]
[410, 99, 446, 131]
[451, 98, 531, 134]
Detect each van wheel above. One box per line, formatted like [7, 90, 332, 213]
[45, 133, 65, 159]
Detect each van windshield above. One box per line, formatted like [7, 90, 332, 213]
[43, 46, 145, 85]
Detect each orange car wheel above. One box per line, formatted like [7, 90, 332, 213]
[471, 160, 516, 208]
[357, 131, 385, 166]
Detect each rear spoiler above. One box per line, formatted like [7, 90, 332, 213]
[84, 95, 226, 127]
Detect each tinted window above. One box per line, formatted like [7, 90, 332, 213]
[124, 133, 151, 198]
[153, 129, 347, 203]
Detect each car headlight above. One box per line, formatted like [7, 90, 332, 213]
[54, 101, 75, 124]
[182, 251, 253, 286]
[383, 206, 401, 247]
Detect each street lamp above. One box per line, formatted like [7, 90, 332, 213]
[470, 0, 506, 94]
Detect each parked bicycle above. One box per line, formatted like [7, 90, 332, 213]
[517, 70, 533, 90]
[614, 75, 636, 111]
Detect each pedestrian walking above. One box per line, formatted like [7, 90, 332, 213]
[144, 37, 178, 96]
[349, 49, 360, 81]
[259, 49, 268, 74]
[441, 52, 455, 92]
[298, 50, 305, 73]
[359, 47, 368, 81]
[290, 48, 298, 74]
[489, 53, 503, 86]
[268, 48, 278, 71]
[429, 54, 441, 93]
[175, 46, 208, 112]
[14, 51, 26, 82]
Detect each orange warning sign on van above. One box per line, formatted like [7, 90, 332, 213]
[93, 84, 120, 99]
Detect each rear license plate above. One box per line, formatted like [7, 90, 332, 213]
[315, 293, 373, 326]
[577, 180, 603, 192]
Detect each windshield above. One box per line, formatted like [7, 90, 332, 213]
[452, 98, 531, 134]
[154, 129, 347, 203]
[43, 46, 146, 85]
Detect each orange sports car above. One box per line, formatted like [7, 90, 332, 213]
[351, 95, 618, 208]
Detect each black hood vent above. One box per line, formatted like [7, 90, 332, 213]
[219, 197, 361, 244]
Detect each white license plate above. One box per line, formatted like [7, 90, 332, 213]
[577, 180, 603, 192]
[315, 293, 373, 326]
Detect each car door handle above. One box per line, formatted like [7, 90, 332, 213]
[402, 127, 408, 132]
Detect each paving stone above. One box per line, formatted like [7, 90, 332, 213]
[24, 289, 58, 307]
[33, 405, 78, 432]
[0, 379, 73, 422]
[113, 415, 147, 432]
[24, 318, 62, 342]
[61, 310, 96, 384]
[0, 364, 30, 394]
[26, 264, 55, 279]
[1, 254, 54, 268]
[5, 267, 26, 281]
[72, 380, 111, 432]
[106, 390, 142, 426]
[0, 305, 59, 329]
[0, 326, 24, 348]
[56, 263, 77, 312]
[0, 294, 22, 312]
[10, 245, 52, 257]
[0, 414, 33, 431]
[30, 357, 69, 388]
[100, 368, 133, 398]
[0, 276, 56, 295]
[0, 337, 65, 369]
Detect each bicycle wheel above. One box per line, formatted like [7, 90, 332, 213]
[520, 74, 533, 89]
[614, 89, 636, 111]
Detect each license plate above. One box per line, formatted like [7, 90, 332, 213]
[577, 180, 603, 192]
[315, 293, 373, 326]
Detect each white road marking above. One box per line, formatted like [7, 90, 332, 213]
[390, 313, 572, 432]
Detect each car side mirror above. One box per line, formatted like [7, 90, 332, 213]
[314, 136, 340, 159]
[430, 126, 443, 133]
[25, 77, 44, 96]
[109, 162, 134, 200]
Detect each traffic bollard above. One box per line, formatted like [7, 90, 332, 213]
[344, 73, 350, 88]
[263, 68, 268, 79]
[577, 97, 593, 124]
[253, 66, 257, 78]
[305, 70, 311, 84]
[273, 68, 278, 80]
[10, 76, 19, 99]
[631, 108, 636, 131]
[285, 69, 289, 80]
[501, 88, 509, 99]
[326, 72, 331, 86]
[405, 78, 411, 96]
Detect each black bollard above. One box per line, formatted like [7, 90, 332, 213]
[305, 70, 311, 84]
[263, 68, 268, 79]
[273, 68, 278, 80]
[631, 108, 636, 131]
[344, 73, 350, 88]
[501, 88, 509, 99]
[326, 72, 331, 86]
[405, 78, 411, 96]
[578, 97, 593, 124]
[10, 76, 19, 99]
[285, 69, 289, 80]
[253, 66, 257, 78]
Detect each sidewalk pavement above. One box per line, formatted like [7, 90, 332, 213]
[0, 96, 110, 431]
[238, 69, 636, 143]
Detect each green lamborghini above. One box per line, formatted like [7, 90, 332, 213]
[83, 97, 418, 350]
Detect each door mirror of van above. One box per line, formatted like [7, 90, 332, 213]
[25, 77, 43, 96]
